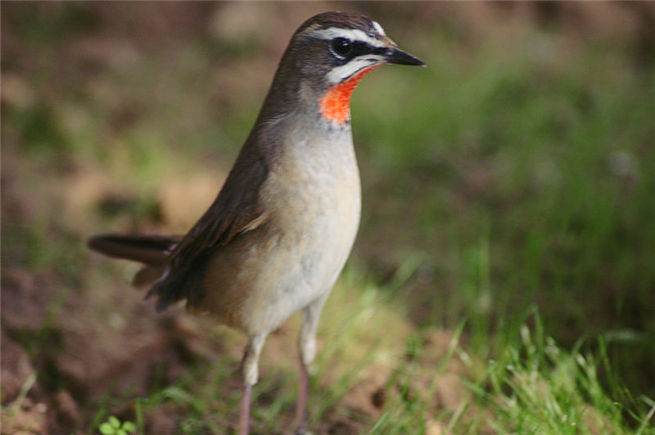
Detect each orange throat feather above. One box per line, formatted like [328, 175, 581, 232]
[319, 66, 380, 124]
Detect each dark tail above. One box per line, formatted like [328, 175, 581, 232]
[88, 234, 182, 288]
[88, 234, 180, 265]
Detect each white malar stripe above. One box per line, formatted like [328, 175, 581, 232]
[372, 20, 386, 36]
[326, 55, 385, 84]
[310, 27, 385, 48]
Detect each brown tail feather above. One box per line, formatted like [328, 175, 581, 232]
[132, 264, 168, 288]
[87, 234, 181, 266]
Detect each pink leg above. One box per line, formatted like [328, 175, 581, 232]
[239, 383, 251, 435]
[295, 356, 309, 434]
[239, 335, 264, 435]
[296, 295, 329, 434]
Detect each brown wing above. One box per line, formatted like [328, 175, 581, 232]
[146, 140, 271, 311]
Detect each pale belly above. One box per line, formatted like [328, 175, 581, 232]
[197, 151, 361, 336]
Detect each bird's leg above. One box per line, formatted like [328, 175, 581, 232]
[295, 353, 309, 434]
[296, 294, 329, 434]
[239, 334, 266, 435]
[239, 383, 251, 435]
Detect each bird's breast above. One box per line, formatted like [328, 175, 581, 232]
[241, 132, 361, 332]
[199, 127, 361, 335]
[264, 131, 361, 264]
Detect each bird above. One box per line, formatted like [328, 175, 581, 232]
[88, 11, 424, 434]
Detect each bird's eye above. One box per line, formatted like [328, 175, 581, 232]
[331, 38, 353, 57]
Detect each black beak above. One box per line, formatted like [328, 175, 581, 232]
[384, 47, 425, 66]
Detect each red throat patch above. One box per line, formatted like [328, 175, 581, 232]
[319, 65, 380, 124]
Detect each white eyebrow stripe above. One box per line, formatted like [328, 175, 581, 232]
[326, 55, 385, 84]
[372, 21, 386, 36]
[309, 27, 385, 48]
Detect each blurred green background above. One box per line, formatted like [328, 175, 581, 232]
[2, 2, 654, 434]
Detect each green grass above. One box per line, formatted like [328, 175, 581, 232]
[84, 273, 654, 433]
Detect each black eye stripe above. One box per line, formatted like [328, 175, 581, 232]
[351, 41, 368, 56]
[332, 39, 386, 60]
[370, 46, 388, 56]
[351, 41, 385, 57]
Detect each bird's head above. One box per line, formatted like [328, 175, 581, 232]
[264, 11, 425, 125]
